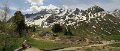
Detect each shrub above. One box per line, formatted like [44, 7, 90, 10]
[52, 24, 62, 33]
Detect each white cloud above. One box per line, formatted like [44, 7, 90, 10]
[27, 0, 44, 5]
[0, 11, 3, 17]
[62, 0, 120, 11]
[25, 0, 59, 13]
[24, 2, 28, 4]
[0, 3, 18, 11]
[25, 4, 59, 13]
[9, 6, 18, 11]
[25, 0, 120, 14]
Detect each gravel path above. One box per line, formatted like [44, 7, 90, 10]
[23, 47, 41, 51]
[15, 41, 120, 51]
[14, 47, 41, 51]
[55, 41, 114, 51]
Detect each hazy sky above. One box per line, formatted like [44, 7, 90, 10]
[0, 0, 120, 15]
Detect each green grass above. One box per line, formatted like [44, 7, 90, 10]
[0, 35, 69, 51]
[85, 48, 92, 51]
[108, 43, 120, 51]
[0, 35, 25, 51]
[109, 43, 120, 47]
[101, 35, 120, 41]
[37, 27, 52, 32]
[4, 38, 24, 51]
[109, 47, 120, 51]
[28, 38, 69, 50]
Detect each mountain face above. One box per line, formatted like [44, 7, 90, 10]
[25, 6, 109, 26]
[25, 5, 120, 35]
[25, 6, 120, 29]
[113, 9, 120, 19]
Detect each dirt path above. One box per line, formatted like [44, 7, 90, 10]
[20, 43, 110, 51]
[23, 47, 41, 51]
[14, 47, 41, 51]
[55, 41, 114, 51]
[15, 41, 120, 51]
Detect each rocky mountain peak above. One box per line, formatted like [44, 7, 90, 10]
[86, 5, 104, 13]
[25, 5, 120, 29]
[74, 8, 80, 14]
[113, 9, 120, 18]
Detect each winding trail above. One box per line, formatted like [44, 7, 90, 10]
[54, 41, 115, 51]
[23, 47, 41, 51]
[14, 47, 42, 51]
[15, 41, 120, 51]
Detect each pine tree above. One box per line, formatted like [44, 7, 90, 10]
[13, 11, 26, 37]
[52, 24, 62, 33]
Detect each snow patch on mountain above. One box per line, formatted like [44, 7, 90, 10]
[25, 5, 118, 28]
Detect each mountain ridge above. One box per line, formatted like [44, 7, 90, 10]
[25, 5, 112, 27]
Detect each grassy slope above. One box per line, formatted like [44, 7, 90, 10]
[27, 38, 69, 50]
[0, 35, 25, 51]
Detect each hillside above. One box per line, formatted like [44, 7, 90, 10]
[25, 5, 120, 36]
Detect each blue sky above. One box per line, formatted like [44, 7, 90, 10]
[0, 0, 120, 15]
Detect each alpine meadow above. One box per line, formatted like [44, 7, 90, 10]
[0, 0, 120, 51]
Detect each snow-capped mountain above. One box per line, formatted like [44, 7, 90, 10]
[113, 9, 120, 18]
[25, 5, 120, 29]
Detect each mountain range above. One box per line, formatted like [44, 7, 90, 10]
[25, 5, 120, 35]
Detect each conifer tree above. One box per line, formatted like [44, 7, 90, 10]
[14, 11, 26, 37]
[52, 24, 62, 33]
